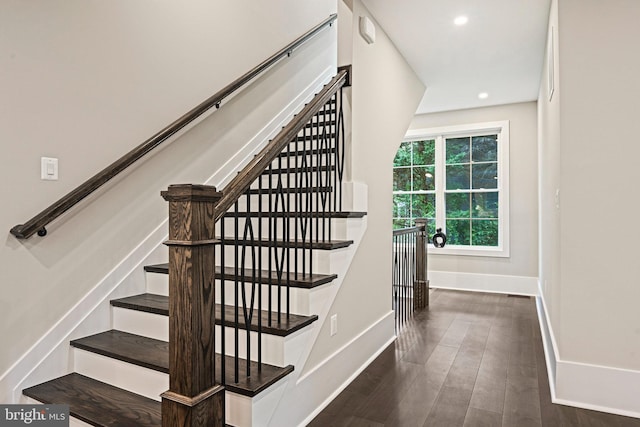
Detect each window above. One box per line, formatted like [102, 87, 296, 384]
[394, 121, 510, 257]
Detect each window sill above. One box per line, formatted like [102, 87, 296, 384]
[429, 244, 510, 258]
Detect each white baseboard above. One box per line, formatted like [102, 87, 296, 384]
[535, 286, 558, 398]
[536, 281, 640, 419]
[0, 67, 335, 405]
[555, 360, 640, 418]
[429, 270, 539, 296]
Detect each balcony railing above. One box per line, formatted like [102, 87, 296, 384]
[392, 218, 429, 330]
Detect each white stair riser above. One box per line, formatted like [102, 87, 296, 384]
[215, 217, 360, 241]
[234, 195, 339, 215]
[215, 282, 333, 317]
[112, 307, 168, 342]
[216, 245, 334, 275]
[253, 171, 336, 190]
[217, 326, 313, 367]
[111, 307, 305, 366]
[72, 349, 281, 427]
[73, 349, 167, 402]
[145, 274, 331, 316]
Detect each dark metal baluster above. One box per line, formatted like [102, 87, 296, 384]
[304, 120, 313, 277]
[409, 232, 413, 320]
[268, 163, 273, 326]
[241, 191, 257, 377]
[286, 140, 292, 319]
[220, 219, 226, 385]
[401, 233, 404, 326]
[335, 89, 345, 212]
[258, 163, 263, 370]
[314, 110, 321, 244]
[401, 232, 404, 325]
[294, 133, 300, 281]
[405, 233, 409, 324]
[275, 156, 286, 320]
[305, 115, 320, 276]
[406, 233, 410, 323]
[234, 201, 240, 383]
[298, 132, 306, 278]
[328, 95, 335, 242]
[319, 104, 328, 244]
[333, 92, 340, 213]
[407, 233, 410, 322]
[393, 235, 398, 330]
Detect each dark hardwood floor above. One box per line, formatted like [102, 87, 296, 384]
[308, 289, 640, 427]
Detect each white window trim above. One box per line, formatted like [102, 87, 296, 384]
[403, 120, 510, 258]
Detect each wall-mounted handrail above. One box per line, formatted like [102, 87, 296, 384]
[10, 14, 338, 239]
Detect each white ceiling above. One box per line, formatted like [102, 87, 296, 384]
[361, 0, 552, 114]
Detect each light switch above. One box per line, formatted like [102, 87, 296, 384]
[41, 157, 58, 180]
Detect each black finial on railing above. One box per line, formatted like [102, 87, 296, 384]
[432, 228, 447, 248]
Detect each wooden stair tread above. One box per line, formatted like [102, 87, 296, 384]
[219, 237, 353, 250]
[70, 330, 293, 397]
[23, 373, 161, 427]
[111, 293, 318, 336]
[144, 264, 337, 289]
[223, 210, 367, 219]
[72, 330, 168, 374]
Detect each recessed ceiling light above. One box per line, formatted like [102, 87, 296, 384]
[478, 92, 489, 99]
[454, 16, 468, 26]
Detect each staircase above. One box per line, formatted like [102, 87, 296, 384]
[22, 70, 367, 426]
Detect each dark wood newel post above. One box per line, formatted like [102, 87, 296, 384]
[160, 184, 225, 427]
[414, 218, 429, 310]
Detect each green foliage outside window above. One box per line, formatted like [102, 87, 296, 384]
[393, 140, 436, 236]
[393, 134, 500, 247]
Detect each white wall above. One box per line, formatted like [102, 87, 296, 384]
[0, 0, 336, 382]
[538, 0, 562, 361]
[410, 103, 539, 283]
[303, 0, 425, 370]
[538, 0, 640, 416]
[559, 0, 640, 370]
[557, 0, 640, 371]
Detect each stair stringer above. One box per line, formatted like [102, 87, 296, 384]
[4, 66, 335, 406]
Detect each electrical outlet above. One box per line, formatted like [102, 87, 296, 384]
[330, 314, 338, 336]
